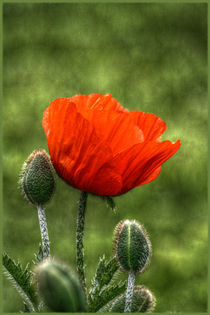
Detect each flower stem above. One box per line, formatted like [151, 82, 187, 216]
[37, 205, 50, 258]
[124, 271, 135, 312]
[76, 191, 88, 299]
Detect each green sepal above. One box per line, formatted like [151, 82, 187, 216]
[104, 196, 117, 212]
[99, 196, 117, 212]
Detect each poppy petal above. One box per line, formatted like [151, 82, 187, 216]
[113, 139, 181, 194]
[91, 110, 144, 155]
[130, 111, 167, 142]
[139, 166, 161, 186]
[43, 98, 122, 195]
[70, 93, 128, 115]
[69, 94, 143, 155]
[43, 94, 181, 195]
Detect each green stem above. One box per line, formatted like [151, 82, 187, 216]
[76, 191, 88, 300]
[37, 204, 50, 258]
[124, 271, 135, 312]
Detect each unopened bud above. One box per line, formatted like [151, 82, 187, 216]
[34, 259, 86, 312]
[109, 286, 156, 312]
[114, 220, 151, 273]
[20, 150, 56, 205]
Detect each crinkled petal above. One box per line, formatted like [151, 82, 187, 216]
[130, 111, 167, 142]
[70, 93, 128, 115]
[69, 94, 143, 155]
[139, 166, 161, 186]
[113, 140, 181, 194]
[42, 98, 122, 195]
[43, 95, 181, 196]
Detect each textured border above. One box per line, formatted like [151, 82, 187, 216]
[1, 0, 208, 314]
[0, 0, 3, 314]
[2, 0, 209, 3]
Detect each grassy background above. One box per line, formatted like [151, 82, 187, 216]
[3, 3, 207, 312]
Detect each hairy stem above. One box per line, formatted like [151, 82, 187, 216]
[124, 271, 135, 312]
[76, 191, 88, 300]
[37, 205, 50, 258]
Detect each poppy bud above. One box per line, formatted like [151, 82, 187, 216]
[34, 259, 87, 312]
[114, 220, 151, 273]
[109, 286, 156, 313]
[20, 150, 56, 205]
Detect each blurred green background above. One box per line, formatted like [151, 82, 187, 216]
[3, 2, 207, 313]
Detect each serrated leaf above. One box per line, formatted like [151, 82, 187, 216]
[89, 256, 118, 298]
[88, 256, 125, 312]
[90, 281, 126, 312]
[3, 252, 38, 312]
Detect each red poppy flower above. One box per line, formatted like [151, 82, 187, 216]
[42, 93, 181, 196]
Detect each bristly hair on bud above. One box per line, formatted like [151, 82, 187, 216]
[109, 285, 156, 313]
[19, 150, 56, 206]
[113, 220, 152, 274]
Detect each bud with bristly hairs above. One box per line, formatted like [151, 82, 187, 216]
[34, 259, 87, 312]
[19, 150, 55, 206]
[109, 286, 156, 313]
[114, 220, 152, 312]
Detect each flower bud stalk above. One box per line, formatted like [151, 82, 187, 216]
[124, 271, 135, 312]
[37, 205, 50, 258]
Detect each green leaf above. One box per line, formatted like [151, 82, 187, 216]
[91, 282, 126, 312]
[89, 256, 118, 296]
[88, 256, 126, 312]
[3, 252, 38, 312]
